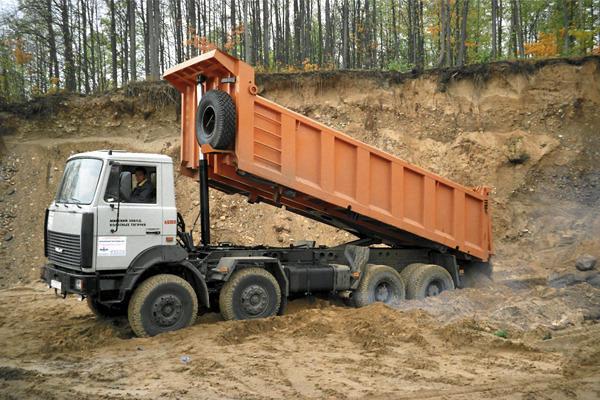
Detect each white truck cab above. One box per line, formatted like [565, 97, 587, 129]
[46, 150, 178, 274]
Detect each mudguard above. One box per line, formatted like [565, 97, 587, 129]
[119, 245, 210, 307]
[214, 256, 289, 297]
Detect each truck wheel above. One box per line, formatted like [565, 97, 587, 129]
[128, 274, 198, 337]
[219, 268, 281, 321]
[353, 265, 406, 308]
[400, 263, 426, 283]
[405, 264, 455, 300]
[196, 90, 236, 149]
[87, 296, 126, 318]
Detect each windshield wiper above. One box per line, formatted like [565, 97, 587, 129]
[67, 196, 84, 208]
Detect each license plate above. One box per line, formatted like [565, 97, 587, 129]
[50, 279, 62, 291]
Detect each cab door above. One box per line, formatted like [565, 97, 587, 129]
[95, 162, 163, 271]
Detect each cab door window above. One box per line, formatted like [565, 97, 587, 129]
[104, 165, 157, 204]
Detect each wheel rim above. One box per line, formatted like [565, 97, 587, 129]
[374, 281, 392, 303]
[151, 294, 183, 327]
[240, 284, 269, 316]
[425, 280, 443, 297]
[202, 106, 216, 137]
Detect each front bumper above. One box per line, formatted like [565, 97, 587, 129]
[41, 264, 98, 296]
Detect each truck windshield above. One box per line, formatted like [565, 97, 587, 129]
[55, 158, 103, 205]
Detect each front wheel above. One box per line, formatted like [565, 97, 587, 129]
[128, 274, 198, 337]
[219, 268, 281, 321]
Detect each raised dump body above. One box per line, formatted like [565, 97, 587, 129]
[163, 50, 493, 262]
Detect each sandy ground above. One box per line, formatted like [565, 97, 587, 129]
[0, 278, 599, 399]
[1, 57, 600, 398]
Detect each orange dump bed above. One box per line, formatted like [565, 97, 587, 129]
[163, 50, 493, 261]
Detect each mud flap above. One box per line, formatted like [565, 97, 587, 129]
[344, 245, 370, 290]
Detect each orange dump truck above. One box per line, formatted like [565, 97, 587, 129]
[164, 50, 493, 263]
[39, 50, 494, 338]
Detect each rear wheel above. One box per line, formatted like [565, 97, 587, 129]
[405, 264, 455, 300]
[128, 274, 198, 337]
[353, 265, 406, 307]
[400, 263, 426, 283]
[219, 268, 281, 321]
[87, 296, 126, 318]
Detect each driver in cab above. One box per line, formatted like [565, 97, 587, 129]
[131, 167, 154, 203]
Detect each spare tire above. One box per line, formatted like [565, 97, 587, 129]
[196, 90, 236, 149]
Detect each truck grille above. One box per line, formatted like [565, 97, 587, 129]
[46, 230, 82, 270]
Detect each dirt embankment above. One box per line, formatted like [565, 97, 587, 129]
[0, 56, 599, 399]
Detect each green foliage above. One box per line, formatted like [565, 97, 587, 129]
[494, 329, 508, 339]
[386, 59, 413, 72]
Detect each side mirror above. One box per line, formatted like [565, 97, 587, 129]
[105, 165, 121, 202]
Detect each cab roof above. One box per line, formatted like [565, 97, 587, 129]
[68, 150, 173, 163]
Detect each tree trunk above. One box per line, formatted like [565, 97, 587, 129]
[391, 0, 398, 60]
[142, 0, 150, 76]
[457, 0, 469, 66]
[514, 0, 525, 57]
[284, 0, 290, 65]
[244, 0, 251, 63]
[148, 0, 161, 79]
[417, 0, 424, 70]
[491, 0, 498, 59]
[408, 0, 415, 65]
[498, 0, 503, 57]
[45, 0, 59, 84]
[80, 0, 90, 92]
[60, 0, 77, 91]
[262, 0, 269, 67]
[563, 0, 573, 54]
[317, 0, 323, 65]
[173, 0, 183, 62]
[187, 0, 196, 57]
[341, 0, 349, 68]
[129, 0, 137, 81]
[123, 6, 129, 85]
[437, 0, 448, 67]
[109, 0, 118, 87]
[230, 0, 237, 57]
[88, 0, 97, 90]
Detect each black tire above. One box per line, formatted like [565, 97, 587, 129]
[219, 268, 281, 321]
[353, 265, 406, 307]
[196, 90, 236, 149]
[128, 274, 198, 337]
[87, 296, 126, 318]
[400, 263, 425, 283]
[405, 264, 455, 300]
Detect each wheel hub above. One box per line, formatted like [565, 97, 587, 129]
[202, 106, 216, 135]
[240, 285, 268, 316]
[426, 281, 442, 297]
[374, 282, 391, 303]
[152, 294, 183, 327]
